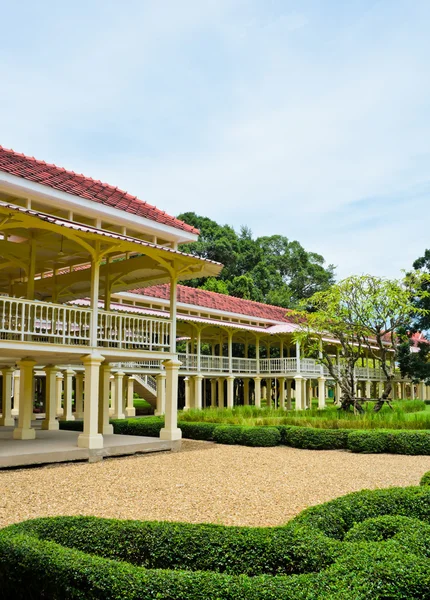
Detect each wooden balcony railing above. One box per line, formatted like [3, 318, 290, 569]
[0, 297, 171, 351]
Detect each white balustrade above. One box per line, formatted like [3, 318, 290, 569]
[0, 297, 91, 345]
[97, 311, 170, 350]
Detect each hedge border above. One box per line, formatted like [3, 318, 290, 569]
[59, 418, 430, 455]
[1, 486, 430, 599]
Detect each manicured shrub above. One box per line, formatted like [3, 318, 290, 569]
[241, 426, 281, 447]
[2, 486, 430, 599]
[213, 425, 244, 445]
[178, 422, 218, 441]
[347, 430, 391, 453]
[420, 471, 430, 486]
[282, 426, 349, 450]
[111, 417, 164, 437]
[58, 420, 84, 432]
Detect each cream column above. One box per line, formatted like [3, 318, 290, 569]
[210, 379, 217, 408]
[184, 377, 191, 410]
[75, 372, 84, 419]
[98, 364, 113, 435]
[411, 383, 416, 400]
[365, 380, 372, 399]
[305, 378, 312, 409]
[218, 377, 225, 408]
[62, 368, 75, 421]
[11, 370, 20, 417]
[56, 372, 64, 416]
[278, 377, 285, 409]
[266, 378, 272, 408]
[194, 374, 203, 410]
[41, 366, 60, 430]
[400, 381, 406, 400]
[109, 377, 116, 416]
[78, 353, 104, 449]
[160, 359, 182, 441]
[254, 376, 261, 408]
[227, 375, 234, 408]
[125, 376, 136, 417]
[418, 381, 425, 401]
[155, 372, 167, 416]
[317, 377, 326, 410]
[13, 358, 36, 439]
[392, 381, 397, 400]
[286, 379, 292, 410]
[112, 371, 125, 419]
[0, 367, 14, 426]
[335, 382, 342, 405]
[294, 375, 303, 410]
[243, 379, 250, 406]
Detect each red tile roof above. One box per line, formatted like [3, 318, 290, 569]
[133, 284, 295, 323]
[0, 146, 198, 235]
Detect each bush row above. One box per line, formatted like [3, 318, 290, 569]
[1, 486, 430, 599]
[59, 419, 430, 454]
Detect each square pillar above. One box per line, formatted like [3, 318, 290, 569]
[41, 366, 60, 430]
[226, 376, 234, 408]
[160, 359, 182, 441]
[278, 377, 285, 409]
[13, 358, 36, 439]
[365, 380, 372, 399]
[218, 377, 225, 408]
[286, 379, 292, 410]
[78, 353, 104, 449]
[418, 381, 425, 401]
[112, 371, 125, 419]
[125, 376, 136, 417]
[243, 379, 250, 406]
[294, 375, 303, 410]
[155, 372, 166, 416]
[210, 379, 217, 408]
[61, 368, 75, 421]
[11, 370, 20, 417]
[194, 375, 203, 410]
[254, 376, 261, 408]
[184, 377, 191, 410]
[0, 367, 15, 426]
[98, 364, 113, 435]
[109, 377, 116, 416]
[56, 372, 64, 417]
[75, 372, 84, 419]
[317, 377, 326, 410]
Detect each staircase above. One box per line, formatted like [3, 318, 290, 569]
[133, 374, 157, 409]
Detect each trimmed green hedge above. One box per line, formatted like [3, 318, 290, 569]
[59, 418, 430, 455]
[280, 426, 349, 450]
[1, 486, 430, 599]
[347, 429, 430, 455]
[421, 471, 430, 486]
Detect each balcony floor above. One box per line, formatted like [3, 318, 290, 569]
[0, 423, 178, 469]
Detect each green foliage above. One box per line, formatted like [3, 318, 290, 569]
[213, 425, 244, 445]
[2, 486, 430, 599]
[420, 471, 430, 486]
[241, 426, 281, 447]
[179, 422, 218, 441]
[176, 212, 335, 307]
[281, 426, 349, 450]
[347, 430, 430, 455]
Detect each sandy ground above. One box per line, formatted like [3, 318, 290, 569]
[1, 441, 429, 529]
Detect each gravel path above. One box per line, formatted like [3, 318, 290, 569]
[1, 441, 430, 529]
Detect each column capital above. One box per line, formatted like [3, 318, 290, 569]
[81, 352, 105, 366]
[162, 359, 182, 370]
[17, 358, 37, 368]
[44, 364, 61, 374]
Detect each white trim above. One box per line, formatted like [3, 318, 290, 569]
[0, 171, 198, 244]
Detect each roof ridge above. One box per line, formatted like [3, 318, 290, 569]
[0, 145, 199, 235]
[175, 283, 292, 313]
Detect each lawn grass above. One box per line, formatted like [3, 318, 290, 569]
[179, 400, 430, 430]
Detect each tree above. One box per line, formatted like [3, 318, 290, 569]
[176, 212, 335, 307]
[293, 275, 428, 412]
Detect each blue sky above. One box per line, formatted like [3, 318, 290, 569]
[1, 0, 429, 278]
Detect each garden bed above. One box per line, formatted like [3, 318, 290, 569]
[1, 477, 429, 599]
